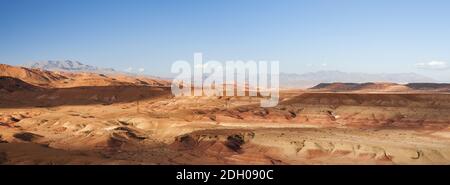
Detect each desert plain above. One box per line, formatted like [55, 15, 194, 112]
[1, 63, 450, 164]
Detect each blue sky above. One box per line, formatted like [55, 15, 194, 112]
[1, 0, 450, 81]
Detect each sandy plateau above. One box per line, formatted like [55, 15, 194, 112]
[1, 64, 450, 164]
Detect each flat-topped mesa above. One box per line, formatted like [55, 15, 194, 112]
[406, 83, 450, 91]
[309, 82, 450, 92]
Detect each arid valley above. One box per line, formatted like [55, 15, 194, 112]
[1, 63, 449, 165]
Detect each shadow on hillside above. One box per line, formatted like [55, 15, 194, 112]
[0, 77, 172, 108]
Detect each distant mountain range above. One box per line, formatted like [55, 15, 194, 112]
[22, 61, 436, 88]
[23, 60, 170, 81]
[280, 71, 435, 88]
[24, 60, 116, 73]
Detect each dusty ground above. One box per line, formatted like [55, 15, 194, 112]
[1, 89, 449, 164]
[1, 64, 449, 164]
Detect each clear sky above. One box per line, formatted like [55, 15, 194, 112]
[1, 0, 449, 81]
